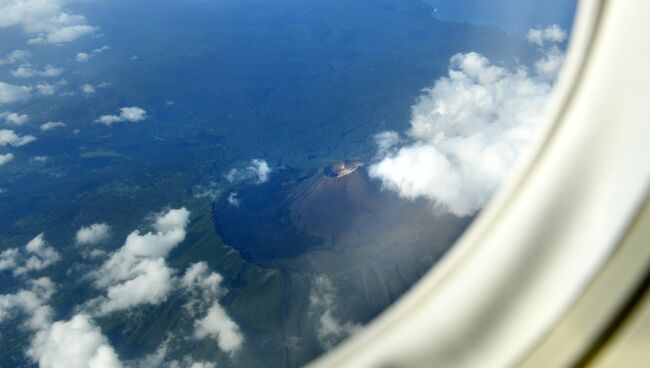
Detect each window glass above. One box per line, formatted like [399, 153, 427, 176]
[0, 0, 576, 366]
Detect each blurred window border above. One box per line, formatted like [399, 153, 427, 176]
[310, 1, 650, 367]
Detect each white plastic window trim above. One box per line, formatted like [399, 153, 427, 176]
[310, 1, 650, 367]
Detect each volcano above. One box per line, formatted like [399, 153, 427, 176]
[213, 161, 470, 271]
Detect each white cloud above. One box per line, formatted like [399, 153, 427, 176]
[41, 65, 64, 77]
[96, 107, 147, 126]
[93, 45, 110, 54]
[374, 130, 402, 157]
[250, 159, 271, 183]
[226, 192, 240, 207]
[119, 107, 147, 122]
[0, 235, 61, 276]
[0, 49, 30, 65]
[41, 121, 65, 131]
[535, 45, 565, 81]
[194, 302, 244, 353]
[181, 262, 223, 298]
[192, 182, 220, 201]
[225, 159, 272, 184]
[0, 129, 36, 146]
[81, 84, 95, 94]
[0, 247, 19, 270]
[0, 277, 55, 331]
[309, 275, 360, 349]
[91, 208, 190, 314]
[137, 341, 216, 368]
[136, 341, 170, 368]
[76, 223, 111, 246]
[36, 82, 58, 96]
[28, 314, 123, 368]
[11, 64, 63, 78]
[31, 155, 47, 163]
[76, 52, 90, 62]
[33, 79, 67, 97]
[180, 262, 243, 354]
[77, 45, 110, 62]
[0, 153, 15, 166]
[0, 0, 97, 44]
[13, 233, 61, 276]
[38, 25, 96, 44]
[370, 28, 566, 217]
[527, 24, 567, 47]
[1, 111, 29, 125]
[187, 362, 217, 368]
[98, 258, 174, 314]
[0, 81, 32, 104]
[181, 262, 224, 314]
[96, 115, 121, 125]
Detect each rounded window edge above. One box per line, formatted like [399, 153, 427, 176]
[310, 1, 650, 367]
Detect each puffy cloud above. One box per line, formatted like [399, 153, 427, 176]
[119, 107, 147, 122]
[187, 362, 217, 368]
[181, 262, 224, 314]
[96, 115, 121, 125]
[225, 159, 272, 184]
[76, 223, 111, 246]
[0, 49, 30, 65]
[535, 45, 565, 81]
[0, 247, 19, 270]
[374, 130, 402, 157]
[0, 81, 32, 104]
[91, 208, 190, 314]
[1, 273, 121, 367]
[137, 341, 216, 368]
[76, 45, 109, 62]
[98, 258, 173, 314]
[93, 45, 110, 54]
[96, 107, 147, 126]
[28, 314, 123, 368]
[76, 52, 90, 62]
[192, 182, 220, 201]
[35, 82, 58, 96]
[250, 159, 271, 183]
[41, 121, 66, 131]
[153, 207, 191, 234]
[180, 262, 243, 354]
[0, 277, 55, 331]
[14, 233, 62, 276]
[11, 64, 63, 78]
[309, 275, 360, 349]
[0, 153, 14, 166]
[226, 192, 240, 207]
[0, 234, 61, 276]
[0, 129, 36, 146]
[0, 0, 97, 44]
[81, 84, 95, 94]
[181, 262, 223, 297]
[0, 235, 61, 276]
[36, 25, 96, 44]
[194, 302, 244, 353]
[370, 28, 566, 216]
[527, 24, 567, 47]
[1, 111, 29, 125]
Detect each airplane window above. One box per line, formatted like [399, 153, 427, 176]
[0, 1, 576, 367]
